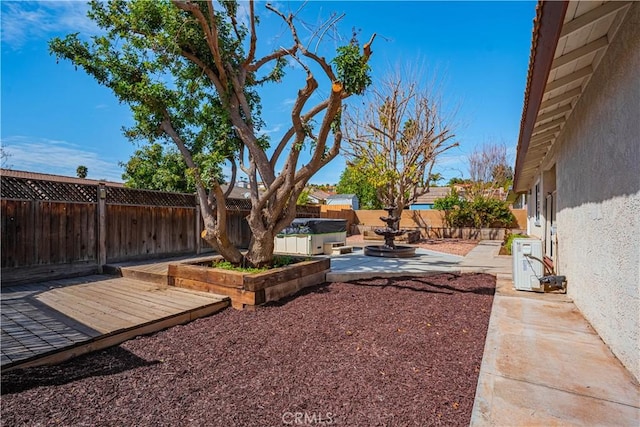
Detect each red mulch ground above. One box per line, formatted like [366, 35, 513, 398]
[1, 273, 495, 427]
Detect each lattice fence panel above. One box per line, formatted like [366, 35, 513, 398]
[105, 186, 196, 207]
[224, 198, 252, 211]
[1, 175, 267, 212]
[1, 176, 98, 203]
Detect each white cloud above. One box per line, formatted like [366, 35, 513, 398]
[1, 136, 124, 182]
[260, 124, 283, 135]
[1, 1, 98, 49]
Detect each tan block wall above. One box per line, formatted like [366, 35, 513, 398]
[354, 209, 527, 230]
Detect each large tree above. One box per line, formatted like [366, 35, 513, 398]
[50, 0, 374, 267]
[336, 160, 382, 210]
[76, 165, 88, 178]
[119, 143, 223, 193]
[342, 69, 458, 217]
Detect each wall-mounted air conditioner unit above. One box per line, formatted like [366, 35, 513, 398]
[512, 238, 543, 292]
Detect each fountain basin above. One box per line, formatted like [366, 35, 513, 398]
[364, 245, 416, 258]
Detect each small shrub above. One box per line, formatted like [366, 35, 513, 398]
[271, 255, 297, 268]
[469, 197, 515, 228]
[433, 191, 515, 228]
[213, 260, 266, 273]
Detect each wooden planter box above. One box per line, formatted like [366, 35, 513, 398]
[168, 256, 330, 310]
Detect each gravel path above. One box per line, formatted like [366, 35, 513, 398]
[2, 273, 495, 426]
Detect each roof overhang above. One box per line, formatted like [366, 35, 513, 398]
[513, 0, 633, 193]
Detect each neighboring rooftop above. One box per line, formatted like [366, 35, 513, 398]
[326, 194, 356, 200]
[309, 190, 333, 202]
[413, 187, 451, 205]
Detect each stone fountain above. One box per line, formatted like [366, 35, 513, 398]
[364, 206, 416, 258]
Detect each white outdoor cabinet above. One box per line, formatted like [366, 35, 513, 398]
[274, 219, 347, 256]
[274, 232, 347, 256]
[512, 238, 544, 292]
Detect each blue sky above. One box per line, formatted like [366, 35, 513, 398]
[1, 1, 535, 184]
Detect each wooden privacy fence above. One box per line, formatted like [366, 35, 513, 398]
[320, 205, 357, 233]
[1, 175, 254, 285]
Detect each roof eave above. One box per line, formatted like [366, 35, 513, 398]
[513, 0, 569, 193]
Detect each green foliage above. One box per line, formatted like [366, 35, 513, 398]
[432, 189, 464, 212]
[308, 183, 335, 192]
[49, 0, 251, 188]
[429, 173, 444, 185]
[503, 232, 528, 255]
[434, 191, 515, 228]
[469, 196, 515, 228]
[213, 260, 266, 273]
[297, 189, 311, 206]
[213, 255, 298, 272]
[271, 255, 298, 268]
[119, 143, 224, 192]
[336, 161, 382, 209]
[76, 165, 88, 178]
[332, 43, 371, 95]
[447, 177, 472, 186]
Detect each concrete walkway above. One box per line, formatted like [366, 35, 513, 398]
[459, 243, 639, 426]
[471, 285, 640, 426]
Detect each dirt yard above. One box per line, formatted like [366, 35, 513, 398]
[2, 273, 495, 426]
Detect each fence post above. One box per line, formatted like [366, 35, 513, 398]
[32, 199, 41, 265]
[97, 184, 107, 273]
[195, 203, 202, 254]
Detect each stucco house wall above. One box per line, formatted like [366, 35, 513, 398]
[525, 180, 545, 239]
[545, 3, 639, 380]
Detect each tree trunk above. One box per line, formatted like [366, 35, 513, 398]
[244, 211, 279, 267]
[200, 211, 243, 264]
[246, 227, 276, 267]
[244, 199, 298, 267]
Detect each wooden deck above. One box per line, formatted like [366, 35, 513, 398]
[1, 274, 229, 372]
[103, 254, 217, 285]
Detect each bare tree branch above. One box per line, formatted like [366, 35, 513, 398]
[343, 67, 458, 215]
